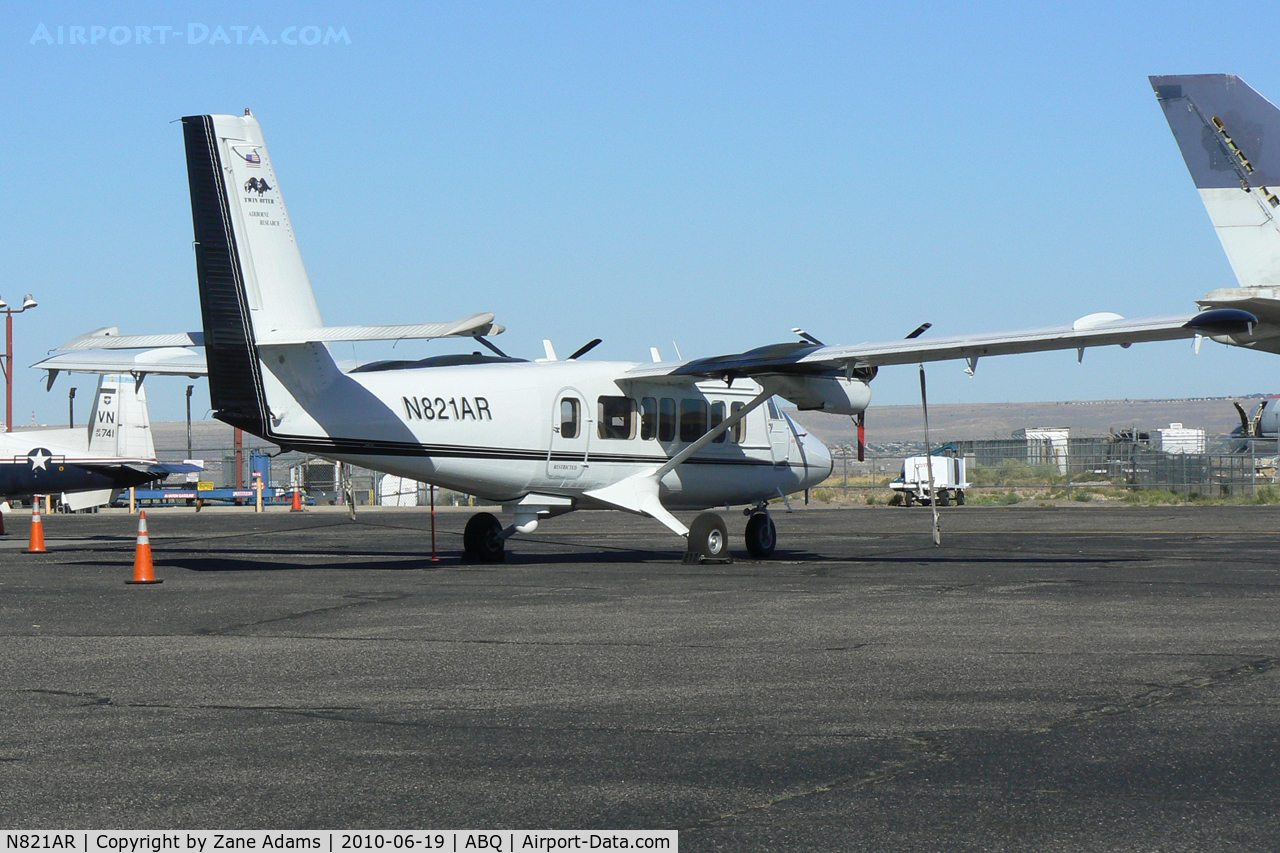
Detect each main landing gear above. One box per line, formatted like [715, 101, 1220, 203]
[464, 506, 778, 564]
[463, 512, 505, 563]
[684, 512, 731, 564]
[682, 507, 777, 563]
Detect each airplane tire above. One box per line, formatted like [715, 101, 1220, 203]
[956, 490, 966, 506]
[744, 512, 777, 559]
[938, 492, 951, 507]
[688, 512, 729, 560]
[463, 512, 505, 563]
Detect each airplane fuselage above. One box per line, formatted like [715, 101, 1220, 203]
[265, 358, 841, 510]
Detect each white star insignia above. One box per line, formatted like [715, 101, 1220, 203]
[28, 449, 51, 472]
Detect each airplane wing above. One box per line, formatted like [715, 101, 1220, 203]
[624, 309, 1254, 381]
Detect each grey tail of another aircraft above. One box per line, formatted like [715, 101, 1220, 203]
[1151, 74, 1280, 289]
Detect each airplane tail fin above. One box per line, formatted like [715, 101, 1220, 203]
[86, 376, 157, 460]
[1151, 74, 1280, 288]
[181, 112, 325, 434]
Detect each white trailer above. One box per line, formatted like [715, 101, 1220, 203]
[890, 456, 969, 506]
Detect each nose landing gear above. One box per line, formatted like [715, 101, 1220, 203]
[744, 510, 777, 558]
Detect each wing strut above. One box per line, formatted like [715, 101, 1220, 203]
[920, 364, 941, 547]
[584, 385, 777, 536]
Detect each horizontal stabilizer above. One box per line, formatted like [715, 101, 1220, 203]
[257, 313, 505, 345]
[56, 328, 203, 351]
[35, 347, 208, 378]
[53, 313, 503, 351]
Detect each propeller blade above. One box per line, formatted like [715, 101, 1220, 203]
[791, 327, 825, 346]
[567, 338, 602, 361]
[906, 322, 932, 340]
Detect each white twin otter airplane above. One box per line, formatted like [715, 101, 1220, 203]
[42, 74, 1280, 561]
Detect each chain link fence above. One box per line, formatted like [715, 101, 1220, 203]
[820, 436, 1276, 501]
[163, 442, 476, 506]
[158, 428, 1275, 506]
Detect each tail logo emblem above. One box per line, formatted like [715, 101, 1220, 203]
[244, 177, 273, 196]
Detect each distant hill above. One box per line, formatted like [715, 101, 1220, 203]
[790, 397, 1262, 446]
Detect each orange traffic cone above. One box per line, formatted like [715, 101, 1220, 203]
[125, 511, 162, 585]
[27, 500, 46, 553]
[290, 486, 304, 512]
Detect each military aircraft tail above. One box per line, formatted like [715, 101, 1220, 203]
[85, 375, 156, 460]
[1151, 74, 1280, 288]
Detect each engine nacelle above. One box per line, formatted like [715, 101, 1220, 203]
[768, 375, 871, 416]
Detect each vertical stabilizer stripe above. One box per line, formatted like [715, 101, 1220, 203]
[182, 115, 270, 434]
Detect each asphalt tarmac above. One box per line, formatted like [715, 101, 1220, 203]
[1, 503, 1277, 851]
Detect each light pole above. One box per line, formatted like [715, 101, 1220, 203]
[0, 294, 38, 432]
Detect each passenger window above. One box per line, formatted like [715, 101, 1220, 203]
[598, 396, 636, 440]
[560, 398, 580, 439]
[710, 401, 726, 443]
[640, 397, 658, 440]
[680, 399, 708, 443]
[730, 402, 745, 443]
[659, 398, 676, 442]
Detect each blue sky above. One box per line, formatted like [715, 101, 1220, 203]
[4, 1, 1280, 425]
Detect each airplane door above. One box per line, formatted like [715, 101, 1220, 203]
[548, 390, 590, 479]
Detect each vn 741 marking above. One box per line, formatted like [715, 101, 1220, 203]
[403, 396, 492, 422]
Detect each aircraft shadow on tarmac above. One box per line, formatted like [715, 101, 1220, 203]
[55, 541, 1146, 571]
[124, 540, 687, 571]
